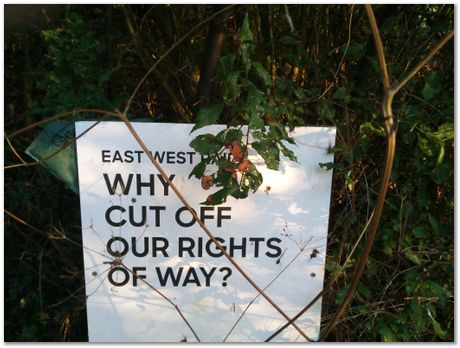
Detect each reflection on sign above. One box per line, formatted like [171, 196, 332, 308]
[76, 122, 336, 342]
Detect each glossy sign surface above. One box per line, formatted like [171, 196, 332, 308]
[75, 121, 335, 342]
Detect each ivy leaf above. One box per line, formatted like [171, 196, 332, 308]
[252, 140, 280, 170]
[189, 134, 222, 155]
[191, 103, 224, 133]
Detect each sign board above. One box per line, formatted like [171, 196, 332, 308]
[75, 121, 336, 342]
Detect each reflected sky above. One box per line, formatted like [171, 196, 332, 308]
[75, 121, 335, 342]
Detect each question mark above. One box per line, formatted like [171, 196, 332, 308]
[219, 267, 232, 287]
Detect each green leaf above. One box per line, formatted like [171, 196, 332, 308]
[245, 165, 263, 192]
[405, 252, 422, 265]
[252, 140, 280, 170]
[201, 187, 236, 206]
[357, 283, 372, 300]
[427, 281, 449, 305]
[188, 161, 206, 179]
[319, 101, 336, 120]
[252, 62, 271, 89]
[222, 71, 240, 102]
[332, 86, 350, 101]
[279, 35, 300, 45]
[378, 323, 396, 342]
[319, 162, 335, 171]
[428, 213, 440, 234]
[354, 304, 371, 314]
[219, 54, 235, 77]
[189, 134, 222, 155]
[422, 71, 442, 101]
[279, 142, 297, 162]
[231, 186, 249, 199]
[216, 127, 243, 144]
[191, 103, 224, 132]
[417, 133, 433, 156]
[238, 13, 253, 43]
[238, 13, 254, 73]
[434, 122, 454, 141]
[412, 226, 428, 239]
[431, 318, 448, 339]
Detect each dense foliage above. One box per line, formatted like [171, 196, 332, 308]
[4, 4, 454, 341]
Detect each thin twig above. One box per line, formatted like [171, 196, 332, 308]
[224, 248, 306, 342]
[317, 4, 356, 100]
[392, 30, 453, 94]
[123, 4, 236, 115]
[319, 6, 452, 341]
[7, 108, 120, 139]
[5, 132, 27, 164]
[5, 114, 112, 170]
[265, 211, 374, 342]
[284, 5, 296, 33]
[5, 209, 111, 261]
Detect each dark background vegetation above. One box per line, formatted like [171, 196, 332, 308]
[4, 4, 454, 341]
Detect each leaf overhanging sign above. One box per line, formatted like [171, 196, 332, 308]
[75, 121, 336, 342]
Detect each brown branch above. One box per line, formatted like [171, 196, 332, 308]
[117, 113, 312, 342]
[365, 5, 390, 92]
[392, 30, 454, 94]
[319, 6, 453, 341]
[7, 108, 120, 139]
[319, 4, 395, 341]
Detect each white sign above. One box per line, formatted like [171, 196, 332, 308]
[75, 121, 336, 342]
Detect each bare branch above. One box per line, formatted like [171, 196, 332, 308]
[393, 30, 454, 94]
[5, 112, 113, 170]
[7, 108, 121, 139]
[319, 4, 396, 340]
[364, 4, 390, 92]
